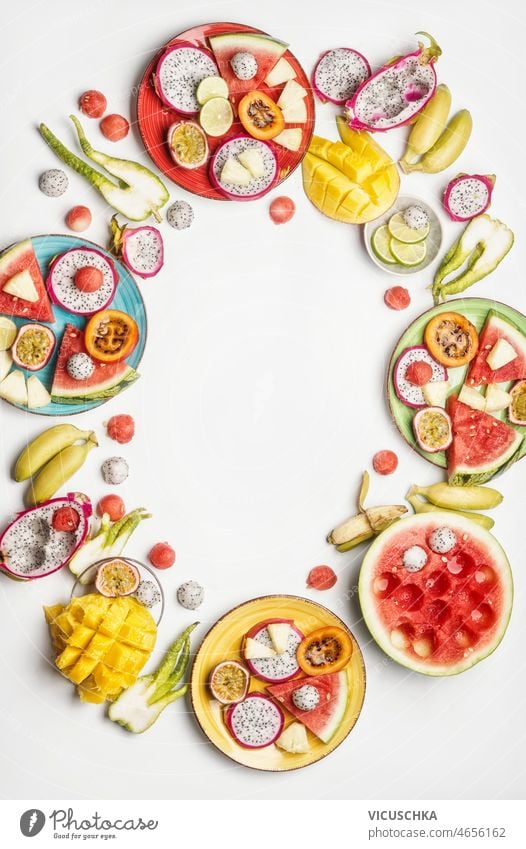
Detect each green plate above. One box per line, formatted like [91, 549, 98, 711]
[387, 297, 526, 470]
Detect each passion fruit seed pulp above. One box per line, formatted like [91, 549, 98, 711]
[209, 661, 249, 705]
[95, 558, 140, 597]
[168, 122, 208, 168]
[14, 328, 54, 368]
[414, 408, 452, 452]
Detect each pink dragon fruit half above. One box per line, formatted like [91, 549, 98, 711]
[46, 247, 118, 315]
[443, 174, 495, 222]
[312, 47, 371, 104]
[346, 32, 441, 132]
[225, 693, 285, 748]
[0, 493, 92, 581]
[154, 42, 218, 114]
[110, 217, 164, 278]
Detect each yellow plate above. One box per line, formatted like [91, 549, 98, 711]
[191, 595, 366, 771]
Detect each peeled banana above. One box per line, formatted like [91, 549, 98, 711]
[26, 433, 98, 505]
[402, 109, 473, 174]
[15, 424, 93, 481]
[327, 472, 407, 551]
[399, 84, 451, 171]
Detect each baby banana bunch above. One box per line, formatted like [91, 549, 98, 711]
[14, 423, 98, 505]
[399, 85, 472, 174]
[327, 472, 407, 552]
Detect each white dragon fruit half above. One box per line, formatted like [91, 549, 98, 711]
[0, 493, 92, 580]
[46, 248, 118, 315]
[393, 346, 448, 409]
[210, 135, 278, 200]
[225, 693, 285, 748]
[443, 174, 495, 222]
[346, 32, 441, 132]
[155, 42, 218, 114]
[312, 47, 371, 104]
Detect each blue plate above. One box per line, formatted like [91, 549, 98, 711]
[1, 234, 147, 416]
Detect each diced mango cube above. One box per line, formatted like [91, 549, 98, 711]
[67, 654, 99, 685]
[55, 645, 82, 670]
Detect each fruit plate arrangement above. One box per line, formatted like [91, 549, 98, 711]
[387, 298, 526, 482]
[364, 195, 442, 275]
[136, 22, 315, 200]
[0, 235, 146, 416]
[191, 595, 366, 771]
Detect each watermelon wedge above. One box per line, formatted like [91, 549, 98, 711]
[208, 32, 288, 100]
[447, 395, 523, 485]
[51, 323, 138, 404]
[0, 240, 54, 323]
[266, 671, 349, 743]
[466, 311, 526, 386]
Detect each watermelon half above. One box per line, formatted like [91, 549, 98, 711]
[266, 671, 349, 743]
[359, 513, 513, 677]
[51, 323, 138, 404]
[208, 32, 288, 100]
[0, 240, 54, 322]
[466, 311, 526, 387]
[447, 395, 523, 485]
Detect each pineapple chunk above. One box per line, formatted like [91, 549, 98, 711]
[422, 380, 450, 408]
[267, 622, 291, 654]
[276, 722, 310, 754]
[0, 370, 27, 406]
[485, 384, 511, 412]
[486, 338, 517, 370]
[244, 637, 276, 660]
[458, 385, 486, 411]
[2, 269, 38, 302]
[265, 57, 296, 86]
[27, 375, 51, 409]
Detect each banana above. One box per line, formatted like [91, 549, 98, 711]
[14, 424, 94, 482]
[327, 472, 407, 550]
[403, 109, 473, 173]
[399, 84, 451, 171]
[26, 432, 98, 505]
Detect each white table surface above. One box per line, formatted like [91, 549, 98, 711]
[1, 0, 525, 801]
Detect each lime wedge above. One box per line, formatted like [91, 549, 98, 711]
[0, 316, 17, 351]
[196, 76, 229, 106]
[389, 237, 427, 267]
[199, 97, 234, 137]
[371, 225, 397, 264]
[388, 212, 429, 243]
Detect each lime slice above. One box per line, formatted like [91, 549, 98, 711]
[199, 97, 234, 138]
[388, 212, 429, 244]
[371, 225, 397, 264]
[196, 76, 229, 106]
[0, 316, 17, 351]
[389, 237, 427, 267]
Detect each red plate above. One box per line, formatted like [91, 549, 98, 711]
[136, 21, 315, 200]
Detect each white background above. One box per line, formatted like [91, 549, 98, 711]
[0, 0, 525, 801]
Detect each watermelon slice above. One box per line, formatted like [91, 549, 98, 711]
[466, 311, 526, 386]
[208, 32, 288, 100]
[266, 671, 349, 743]
[0, 240, 54, 323]
[447, 395, 523, 485]
[51, 323, 138, 404]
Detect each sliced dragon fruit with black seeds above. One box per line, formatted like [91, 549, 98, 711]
[225, 693, 284, 748]
[154, 42, 218, 114]
[443, 174, 495, 222]
[312, 47, 370, 104]
[209, 135, 278, 201]
[393, 346, 448, 409]
[244, 620, 304, 682]
[110, 217, 164, 279]
[0, 493, 92, 580]
[46, 248, 117, 315]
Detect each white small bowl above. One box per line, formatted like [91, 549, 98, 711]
[363, 195, 443, 276]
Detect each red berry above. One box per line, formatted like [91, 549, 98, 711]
[75, 266, 103, 293]
[79, 90, 107, 118]
[65, 205, 92, 232]
[97, 494, 126, 521]
[100, 113, 130, 141]
[149, 542, 176, 569]
[106, 414, 135, 444]
[372, 450, 398, 475]
[269, 196, 296, 224]
[405, 360, 433, 386]
[52, 506, 81, 532]
[384, 286, 410, 310]
[307, 565, 337, 590]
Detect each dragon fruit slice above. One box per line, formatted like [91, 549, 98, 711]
[110, 217, 164, 279]
[46, 248, 118, 315]
[210, 135, 278, 201]
[312, 47, 371, 104]
[154, 42, 218, 114]
[443, 174, 495, 222]
[243, 620, 304, 682]
[394, 346, 448, 409]
[346, 32, 441, 132]
[0, 493, 92, 581]
[225, 693, 285, 748]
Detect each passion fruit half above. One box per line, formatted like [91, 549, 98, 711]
[12, 324, 56, 371]
[95, 558, 140, 597]
[413, 406, 452, 453]
[209, 660, 249, 705]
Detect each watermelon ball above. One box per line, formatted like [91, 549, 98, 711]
[52, 506, 81, 532]
[372, 450, 398, 475]
[65, 205, 92, 232]
[106, 414, 135, 444]
[149, 542, 176, 570]
[79, 89, 107, 118]
[393, 582, 423, 611]
[405, 360, 433, 386]
[384, 286, 410, 310]
[100, 113, 130, 141]
[269, 196, 296, 224]
[307, 565, 337, 590]
[97, 494, 126, 521]
[75, 266, 103, 293]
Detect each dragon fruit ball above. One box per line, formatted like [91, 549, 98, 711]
[177, 580, 204, 610]
[403, 545, 428, 572]
[66, 353, 95, 381]
[134, 580, 161, 609]
[101, 456, 129, 485]
[39, 169, 69, 198]
[403, 205, 429, 231]
[292, 684, 320, 712]
[230, 51, 258, 81]
[429, 527, 457, 554]
[166, 200, 194, 230]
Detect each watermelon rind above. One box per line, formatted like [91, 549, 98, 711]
[51, 367, 138, 404]
[359, 513, 513, 677]
[449, 431, 523, 486]
[314, 671, 349, 743]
